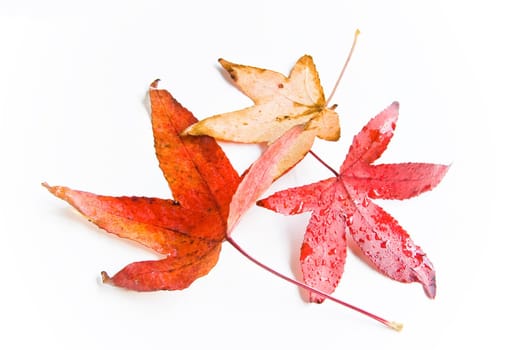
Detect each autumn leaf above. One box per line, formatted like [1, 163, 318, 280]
[227, 125, 315, 233]
[257, 102, 449, 302]
[182, 55, 340, 144]
[180, 55, 340, 181]
[44, 80, 240, 291]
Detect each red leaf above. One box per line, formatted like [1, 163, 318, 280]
[102, 245, 222, 291]
[341, 101, 398, 169]
[344, 163, 449, 200]
[149, 80, 239, 227]
[299, 181, 349, 303]
[227, 126, 315, 233]
[42, 186, 220, 257]
[45, 81, 240, 291]
[258, 102, 449, 301]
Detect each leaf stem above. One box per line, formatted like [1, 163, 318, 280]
[226, 236, 402, 331]
[309, 150, 339, 176]
[309, 30, 361, 177]
[326, 29, 360, 106]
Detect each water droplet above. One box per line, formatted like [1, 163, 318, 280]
[300, 243, 314, 260]
[368, 129, 380, 142]
[292, 201, 304, 213]
[371, 188, 381, 197]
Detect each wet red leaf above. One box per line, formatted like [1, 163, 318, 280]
[258, 102, 449, 302]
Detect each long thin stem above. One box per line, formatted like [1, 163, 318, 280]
[309, 150, 339, 176]
[226, 236, 402, 331]
[326, 29, 361, 106]
[310, 29, 361, 175]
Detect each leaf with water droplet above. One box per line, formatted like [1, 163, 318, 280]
[258, 102, 449, 301]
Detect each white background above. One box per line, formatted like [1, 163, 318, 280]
[1, 1, 522, 349]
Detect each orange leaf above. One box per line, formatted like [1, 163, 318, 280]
[42, 185, 220, 257]
[45, 81, 240, 291]
[101, 245, 222, 291]
[150, 80, 239, 225]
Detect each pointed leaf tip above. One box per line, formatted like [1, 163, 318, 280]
[384, 101, 400, 118]
[218, 58, 239, 82]
[150, 79, 161, 89]
[426, 285, 436, 299]
[101, 271, 112, 284]
[42, 182, 65, 198]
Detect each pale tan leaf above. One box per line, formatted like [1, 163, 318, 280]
[182, 55, 339, 143]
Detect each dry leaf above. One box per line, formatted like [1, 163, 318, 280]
[182, 55, 340, 143]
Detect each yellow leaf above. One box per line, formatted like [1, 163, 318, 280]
[182, 55, 340, 143]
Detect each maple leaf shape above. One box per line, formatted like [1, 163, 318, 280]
[182, 55, 340, 144]
[44, 80, 240, 291]
[257, 102, 449, 302]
